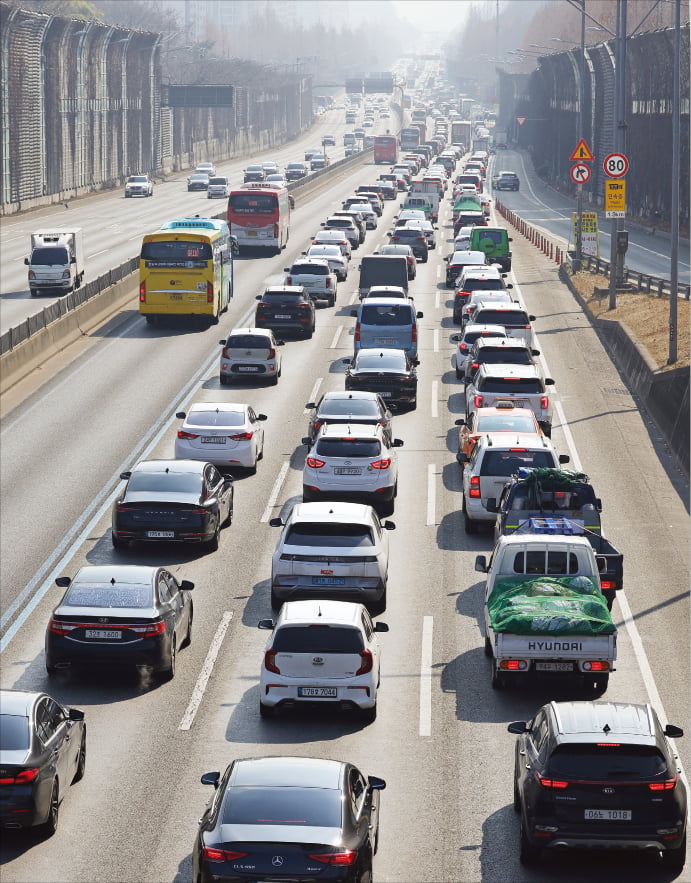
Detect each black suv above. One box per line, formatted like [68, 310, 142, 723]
[255, 286, 315, 338]
[493, 171, 520, 191]
[509, 701, 687, 869]
[343, 348, 418, 410]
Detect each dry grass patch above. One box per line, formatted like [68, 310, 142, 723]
[569, 272, 690, 371]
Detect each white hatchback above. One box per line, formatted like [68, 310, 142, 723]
[257, 599, 388, 720]
[174, 403, 267, 472]
[304, 244, 349, 281]
[269, 501, 394, 611]
[218, 327, 283, 386]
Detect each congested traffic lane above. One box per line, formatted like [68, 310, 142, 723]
[0, 155, 688, 882]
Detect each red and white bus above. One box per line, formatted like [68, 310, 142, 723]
[373, 135, 398, 164]
[399, 127, 421, 151]
[227, 183, 290, 254]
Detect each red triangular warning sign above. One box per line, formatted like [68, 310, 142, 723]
[570, 138, 594, 161]
[515, 116, 527, 126]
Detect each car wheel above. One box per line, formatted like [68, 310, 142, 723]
[72, 730, 86, 783]
[161, 636, 176, 681]
[421, 255, 428, 263]
[259, 701, 274, 720]
[46, 661, 58, 676]
[519, 819, 541, 866]
[512, 754, 521, 812]
[270, 373, 279, 386]
[661, 834, 687, 869]
[463, 508, 478, 535]
[455, 366, 464, 379]
[361, 704, 377, 724]
[270, 587, 282, 612]
[145, 315, 157, 326]
[248, 458, 258, 476]
[371, 587, 387, 616]
[219, 374, 231, 386]
[40, 781, 60, 837]
[305, 325, 313, 339]
[181, 606, 193, 648]
[491, 667, 505, 690]
[484, 636, 493, 658]
[328, 293, 336, 307]
[302, 487, 314, 503]
[111, 532, 128, 550]
[207, 522, 220, 551]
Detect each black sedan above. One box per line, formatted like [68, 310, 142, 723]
[192, 756, 385, 883]
[112, 459, 233, 550]
[45, 564, 194, 679]
[344, 348, 418, 409]
[0, 690, 85, 835]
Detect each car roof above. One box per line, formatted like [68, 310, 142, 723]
[71, 564, 159, 585]
[289, 501, 376, 525]
[461, 266, 503, 278]
[232, 756, 343, 789]
[319, 390, 382, 404]
[291, 258, 330, 268]
[368, 286, 407, 295]
[132, 459, 206, 475]
[475, 431, 552, 450]
[450, 251, 487, 264]
[474, 337, 530, 350]
[277, 599, 367, 627]
[478, 363, 540, 378]
[462, 325, 508, 340]
[0, 690, 43, 717]
[228, 326, 274, 338]
[473, 301, 527, 312]
[187, 402, 247, 415]
[319, 422, 382, 438]
[548, 701, 660, 745]
[359, 297, 415, 307]
[264, 285, 306, 294]
[475, 405, 538, 419]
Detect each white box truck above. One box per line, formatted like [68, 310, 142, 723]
[25, 229, 85, 296]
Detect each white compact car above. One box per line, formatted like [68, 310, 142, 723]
[302, 422, 403, 516]
[269, 501, 394, 611]
[257, 599, 388, 720]
[174, 402, 267, 472]
[218, 327, 283, 386]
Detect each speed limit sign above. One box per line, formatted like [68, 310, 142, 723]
[603, 152, 629, 178]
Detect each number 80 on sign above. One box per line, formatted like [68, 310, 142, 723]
[603, 152, 629, 178]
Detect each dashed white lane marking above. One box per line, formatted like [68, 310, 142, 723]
[431, 380, 438, 419]
[436, 265, 441, 279]
[435, 290, 441, 310]
[426, 463, 436, 526]
[304, 378, 322, 414]
[433, 329, 439, 353]
[419, 616, 433, 737]
[178, 612, 233, 731]
[329, 326, 342, 349]
[260, 461, 290, 523]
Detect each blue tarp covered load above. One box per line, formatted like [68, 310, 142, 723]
[487, 575, 615, 636]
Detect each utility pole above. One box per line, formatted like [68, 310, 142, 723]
[668, 0, 681, 364]
[609, 0, 627, 310]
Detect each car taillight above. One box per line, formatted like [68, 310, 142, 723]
[48, 619, 78, 635]
[228, 431, 253, 441]
[457, 290, 470, 299]
[207, 281, 214, 303]
[370, 458, 391, 469]
[354, 322, 361, 342]
[412, 323, 417, 343]
[535, 772, 569, 789]
[264, 650, 280, 674]
[471, 362, 479, 370]
[459, 343, 468, 351]
[312, 420, 323, 433]
[540, 396, 549, 410]
[286, 276, 292, 284]
[469, 476, 481, 498]
[268, 347, 275, 359]
[221, 347, 230, 359]
[356, 649, 373, 675]
[202, 847, 249, 862]
[28, 270, 36, 279]
[273, 223, 279, 237]
[325, 277, 331, 288]
[600, 580, 616, 590]
[139, 281, 146, 303]
[473, 395, 484, 407]
[649, 777, 678, 791]
[308, 850, 358, 866]
[306, 456, 326, 468]
[130, 621, 166, 636]
[524, 324, 532, 329]
[0, 768, 39, 785]
[177, 430, 199, 439]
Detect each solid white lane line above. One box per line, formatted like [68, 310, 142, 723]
[304, 378, 322, 413]
[433, 329, 439, 353]
[554, 400, 582, 472]
[260, 461, 290, 523]
[427, 463, 436, 526]
[178, 612, 233, 731]
[329, 326, 342, 349]
[419, 616, 433, 738]
[431, 380, 438, 419]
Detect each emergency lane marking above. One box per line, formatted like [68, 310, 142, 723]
[178, 612, 233, 731]
[304, 378, 322, 414]
[260, 461, 290, 523]
[419, 616, 433, 737]
[426, 463, 436, 526]
[89, 249, 109, 258]
[431, 381, 438, 419]
[329, 326, 342, 349]
[433, 329, 439, 353]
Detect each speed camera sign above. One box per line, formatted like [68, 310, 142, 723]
[603, 152, 629, 178]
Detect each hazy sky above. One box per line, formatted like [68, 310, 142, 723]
[393, 0, 472, 31]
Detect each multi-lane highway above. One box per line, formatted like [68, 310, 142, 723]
[1, 121, 689, 882]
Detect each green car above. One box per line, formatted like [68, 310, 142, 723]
[469, 226, 513, 272]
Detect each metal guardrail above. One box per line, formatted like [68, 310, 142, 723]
[0, 147, 375, 357]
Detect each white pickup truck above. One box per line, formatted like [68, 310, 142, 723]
[475, 533, 617, 694]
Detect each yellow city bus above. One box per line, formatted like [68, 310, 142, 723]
[138, 217, 236, 325]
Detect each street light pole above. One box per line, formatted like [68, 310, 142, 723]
[573, 1, 586, 271]
[668, 0, 680, 364]
[609, 0, 627, 310]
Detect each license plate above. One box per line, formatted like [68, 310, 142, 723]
[274, 314, 291, 319]
[248, 230, 257, 236]
[334, 467, 361, 475]
[237, 366, 259, 372]
[536, 662, 574, 672]
[146, 530, 175, 538]
[169, 294, 183, 301]
[312, 576, 346, 586]
[201, 437, 226, 444]
[85, 630, 122, 640]
[376, 338, 397, 345]
[379, 391, 393, 398]
[298, 687, 337, 698]
[585, 809, 632, 821]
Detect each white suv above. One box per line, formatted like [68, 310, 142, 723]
[124, 174, 153, 197]
[284, 258, 338, 307]
[218, 327, 283, 386]
[302, 423, 403, 516]
[257, 599, 388, 721]
[460, 431, 569, 533]
[269, 501, 394, 612]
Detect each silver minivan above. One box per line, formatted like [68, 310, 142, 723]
[353, 297, 423, 358]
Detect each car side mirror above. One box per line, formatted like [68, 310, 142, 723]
[201, 772, 220, 788]
[529, 315, 536, 321]
[305, 402, 316, 410]
[474, 555, 488, 573]
[24, 257, 29, 265]
[416, 311, 424, 318]
[457, 451, 469, 462]
[374, 622, 389, 633]
[68, 708, 85, 721]
[558, 454, 570, 464]
[506, 283, 513, 289]
[664, 724, 684, 738]
[507, 721, 528, 734]
[392, 439, 404, 447]
[276, 340, 285, 346]
[301, 437, 312, 446]
[596, 498, 602, 511]
[455, 418, 466, 426]
[383, 520, 396, 530]
[175, 411, 186, 419]
[451, 335, 460, 342]
[532, 349, 540, 356]
[179, 580, 195, 591]
[342, 358, 352, 364]
[545, 378, 555, 386]
[255, 294, 262, 300]
[283, 267, 289, 272]
[486, 498, 498, 513]
[508, 237, 513, 242]
[219, 339, 226, 346]
[350, 309, 357, 317]
[55, 576, 71, 587]
[258, 618, 274, 630]
[120, 471, 132, 480]
[269, 517, 284, 527]
[257, 414, 267, 421]
[368, 776, 386, 791]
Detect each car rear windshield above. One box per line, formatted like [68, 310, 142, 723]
[228, 193, 277, 214]
[326, 219, 352, 228]
[315, 439, 381, 458]
[547, 745, 668, 781]
[480, 450, 556, 476]
[222, 786, 341, 827]
[63, 583, 152, 608]
[355, 351, 407, 370]
[360, 305, 413, 326]
[479, 377, 542, 394]
[291, 264, 328, 275]
[464, 279, 504, 291]
[474, 231, 506, 245]
[476, 415, 537, 433]
[0, 714, 30, 751]
[127, 473, 202, 494]
[479, 349, 533, 366]
[474, 310, 529, 326]
[226, 335, 269, 349]
[186, 411, 244, 427]
[320, 399, 379, 417]
[285, 523, 374, 547]
[262, 292, 304, 302]
[511, 550, 579, 575]
[272, 625, 365, 653]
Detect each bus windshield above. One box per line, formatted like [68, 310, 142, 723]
[140, 240, 212, 264]
[228, 193, 278, 214]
